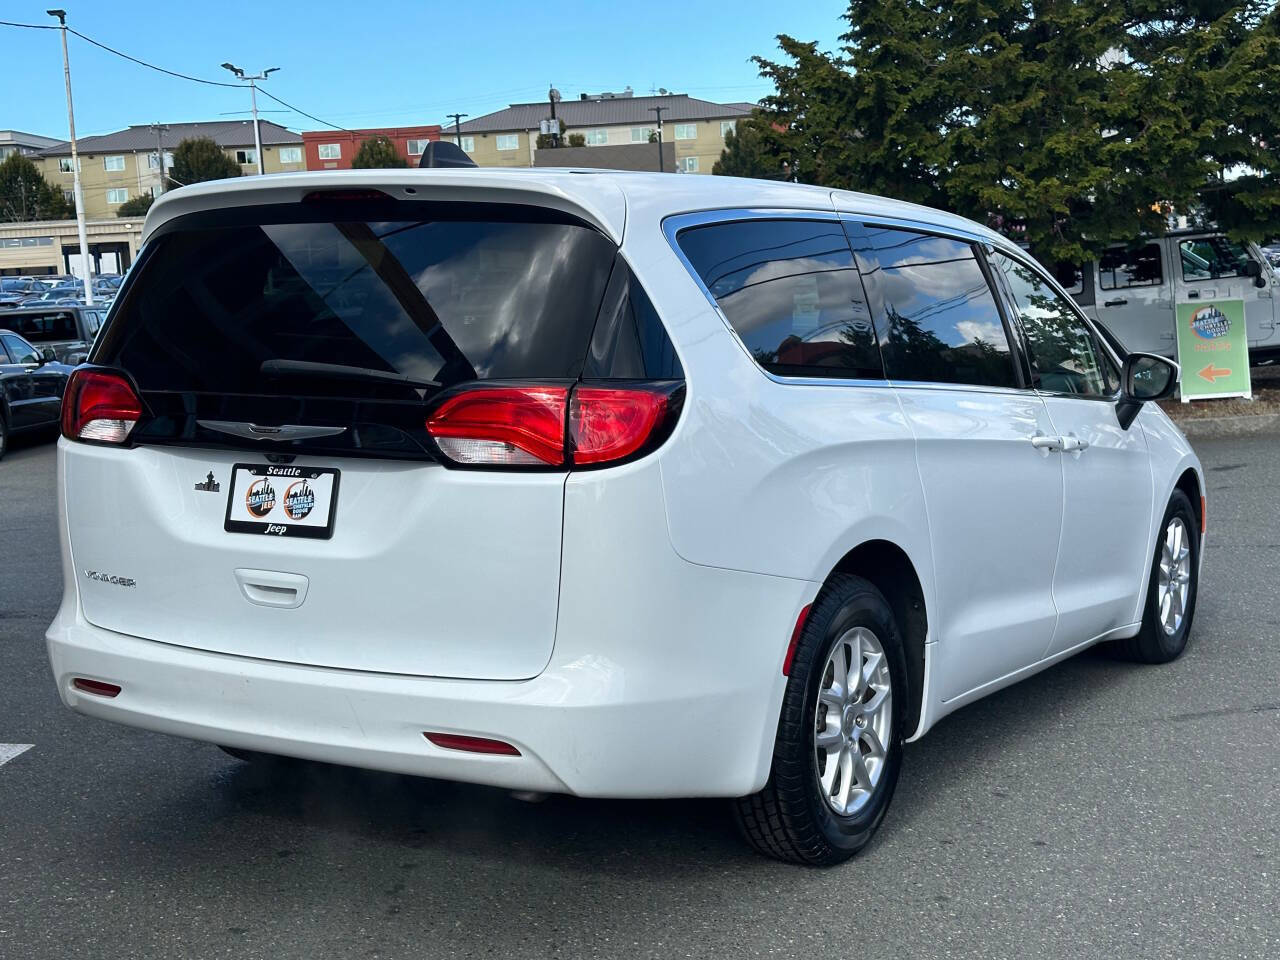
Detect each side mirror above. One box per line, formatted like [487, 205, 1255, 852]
[39, 347, 57, 364]
[1117, 353, 1178, 429]
[1244, 259, 1267, 287]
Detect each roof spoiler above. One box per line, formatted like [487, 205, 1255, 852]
[419, 141, 478, 169]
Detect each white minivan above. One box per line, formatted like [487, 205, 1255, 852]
[47, 170, 1204, 864]
[1064, 231, 1280, 361]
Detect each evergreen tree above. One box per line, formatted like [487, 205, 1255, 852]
[116, 193, 155, 218]
[0, 153, 73, 222]
[714, 113, 788, 179]
[352, 135, 407, 168]
[169, 137, 242, 188]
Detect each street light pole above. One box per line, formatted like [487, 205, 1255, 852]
[47, 9, 94, 305]
[649, 105, 668, 173]
[221, 63, 279, 176]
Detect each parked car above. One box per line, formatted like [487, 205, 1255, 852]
[0, 329, 74, 459]
[47, 171, 1203, 865]
[1065, 232, 1279, 361]
[1, 277, 51, 298]
[1, 305, 106, 364]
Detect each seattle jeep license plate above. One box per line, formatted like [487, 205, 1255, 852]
[224, 464, 340, 539]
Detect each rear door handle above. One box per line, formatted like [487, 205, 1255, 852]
[1031, 434, 1065, 453]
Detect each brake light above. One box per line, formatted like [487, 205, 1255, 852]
[61, 369, 143, 444]
[426, 386, 569, 466]
[569, 387, 670, 465]
[426, 382, 681, 469]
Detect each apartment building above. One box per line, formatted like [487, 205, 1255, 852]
[0, 130, 61, 161]
[300, 126, 442, 170]
[35, 120, 304, 218]
[448, 92, 754, 173]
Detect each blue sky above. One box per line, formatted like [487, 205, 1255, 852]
[5, 1, 847, 140]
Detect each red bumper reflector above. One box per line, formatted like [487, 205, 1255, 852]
[423, 732, 521, 756]
[782, 604, 812, 677]
[72, 677, 121, 698]
[1200, 495, 1207, 534]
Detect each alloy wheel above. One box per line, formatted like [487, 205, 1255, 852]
[1157, 517, 1192, 636]
[814, 626, 893, 816]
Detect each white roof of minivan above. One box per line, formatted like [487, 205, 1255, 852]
[143, 168, 1006, 248]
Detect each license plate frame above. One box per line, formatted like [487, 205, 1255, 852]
[224, 463, 340, 540]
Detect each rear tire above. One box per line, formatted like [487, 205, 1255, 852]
[734, 574, 908, 865]
[0, 414, 8, 461]
[1112, 490, 1199, 663]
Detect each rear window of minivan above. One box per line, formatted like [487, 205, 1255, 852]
[96, 201, 623, 458]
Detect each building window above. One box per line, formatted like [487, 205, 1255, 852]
[631, 127, 655, 143]
[147, 151, 175, 170]
[104, 155, 125, 171]
[460, 136, 475, 152]
[235, 149, 257, 165]
[678, 156, 700, 173]
[106, 188, 128, 205]
[58, 157, 79, 173]
[720, 120, 737, 137]
[584, 129, 609, 146]
[278, 146, 302, 164]
[406, 139, 429, 156]
[63, 190, 74, 205]
[318, 143, 341, 160]
[496, 134, 519, 151]
[674, 124, 697, 140]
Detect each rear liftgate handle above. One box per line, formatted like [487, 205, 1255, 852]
[234, 568, 310, 609]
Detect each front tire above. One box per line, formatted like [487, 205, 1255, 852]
[734, 575, 908, 865]
[1113, 490, 1200, 663]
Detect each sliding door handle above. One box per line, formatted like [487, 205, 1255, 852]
[1103, 298, 1128, 307]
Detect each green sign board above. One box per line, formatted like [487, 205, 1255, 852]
[1175, 298, 1252, 401]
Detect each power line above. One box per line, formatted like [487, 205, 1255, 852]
[255, 87, 352, 133]
[0, 19, 57, 29]
[66, 28, 241, 87]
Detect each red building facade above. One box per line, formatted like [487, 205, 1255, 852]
[301, 125, 442, 170]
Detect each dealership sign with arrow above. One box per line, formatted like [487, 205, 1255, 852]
[1174, 298, 1252, 401]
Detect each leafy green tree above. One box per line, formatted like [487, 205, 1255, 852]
[116, 193, 155, 218]
[743, 1, 1280, 263]
[168, 137, 242, 188]
[567, 132, 586, 148]
[352, 135, 407, 168]
[0, 153, 72, 222]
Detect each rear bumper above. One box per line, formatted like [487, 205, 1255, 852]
[47, 459, 814, 798]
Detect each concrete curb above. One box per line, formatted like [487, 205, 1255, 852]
[1169, 413, 1280, 440]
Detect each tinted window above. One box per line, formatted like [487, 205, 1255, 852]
[10, 311, 78, 342]
[676, 219, 882, 379]
[991, 253, 1114, 398]
[1099, 244, 1163, 290]
[104, 209, 618, 396]
[585, 261, 683, 379]
[851, 227, 1016, 388]
[1180, 236, 1250, 282]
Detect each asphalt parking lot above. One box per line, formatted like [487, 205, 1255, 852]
[1, 433, 1277, 960]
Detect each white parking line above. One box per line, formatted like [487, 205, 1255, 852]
[0, 744, 33, 767]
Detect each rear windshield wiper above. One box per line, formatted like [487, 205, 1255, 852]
[260, 358, 441, 391]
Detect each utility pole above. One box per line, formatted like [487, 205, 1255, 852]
[649, 105, 668, 173]
[548, 86, 561, 148]
[447, 113, 468, 147]
[149, 122, 170, 195]
[221, 63, 280, 175]
[47, 9, 94, 305]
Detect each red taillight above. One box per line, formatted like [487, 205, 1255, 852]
[426, 385, 569, 466]
[426, 382, 680, 469]
[569, 386, 670, 465]
[61, 369, 143, 444]
[72, 677, 121, 698]
[782, 604, 812, 677]
[424, 732, 521, 756]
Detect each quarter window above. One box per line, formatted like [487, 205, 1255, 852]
[495, 134, 519, 151]
[1, 334, 38, 365]
[1180, 236, 1251, 282]
[991, 252, 1115, 397]
[677, 219, 883, 380]
[1099, 244, 1163, 289]
[852, 227, 1016, 388]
